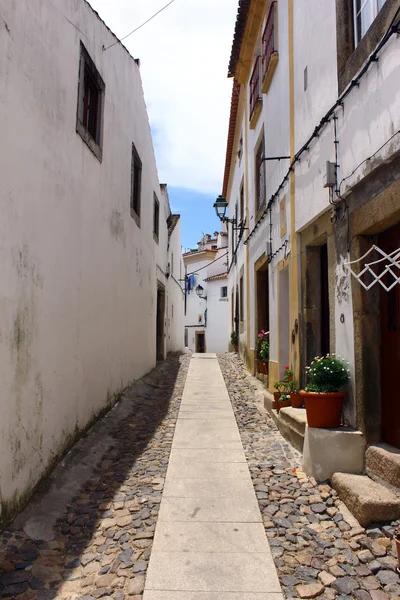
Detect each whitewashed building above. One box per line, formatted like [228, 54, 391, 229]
[0, 0, 183, 524]
[183, 232, 230, 354]
[222, 0, 400, 476]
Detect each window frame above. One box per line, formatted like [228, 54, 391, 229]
[76, 42, 105, 162]
[353, 0, 387, 46]
[153, 192, 160, 243]
[130, 143, 142, 226]
[255, 134, 266, 214]
[220, 286, 228, 299]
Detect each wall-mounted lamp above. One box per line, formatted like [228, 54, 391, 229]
[213, 195, 248, 230]
[196, 284, 207, 301]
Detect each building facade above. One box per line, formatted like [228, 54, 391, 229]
[0, 0, 183, 524]
[223, 0, 400, 448]
[183, 232, 230, 354]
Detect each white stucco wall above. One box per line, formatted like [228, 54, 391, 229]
[166, 218, 185, 353]
[0, 0, 176, 518]
[206, 281, 230, 354]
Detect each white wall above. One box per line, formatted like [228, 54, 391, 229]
[167, 217, 185, 353]
[0, 0, 175, 519]
[206, 281, 230, 354]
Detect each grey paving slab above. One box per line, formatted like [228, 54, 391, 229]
[144, 354, 282, 597]
[143, 593, 283, 600]
[163, 477, 255, 499]
[166, 460, 250, 480]
[157, 493, 261, 524]
[169, 448, 247, 463]
[145, 551, 281, 593]
[152, 521, 269, 553]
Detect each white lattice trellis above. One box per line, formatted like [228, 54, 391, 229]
[345, 245, 400, 291]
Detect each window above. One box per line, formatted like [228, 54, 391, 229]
[76, 43, 105, 161]
[131, 143, 142, 225]
[249, 55, 262, 124]
[280, 196, 287, 237]
[239, 180, 244, 225]
[255, 135, 266, 212]
[239, 276, 244, 322]
[221, 286, 228, 298]
[353, 0, 387, 46]
[153, 193, 160, 242]
[261, 1, 278, 92]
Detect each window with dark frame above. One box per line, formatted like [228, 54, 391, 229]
[221, 286, 228, 298]
[255, 135, 266, 212]
[239, 180, 244, 225]
[153, 192, 160, 242]
[76, 42, 105, 160]
[131, 143, 142, 224]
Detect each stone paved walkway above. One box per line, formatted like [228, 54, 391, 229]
[2, 352, 400, 600]
[143, 353, 282, 599]
[218, 352, 400, 600]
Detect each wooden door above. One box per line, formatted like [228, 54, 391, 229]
[379, 222, 400, 448]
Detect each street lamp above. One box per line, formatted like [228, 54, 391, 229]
[213, 195, 248, 230]
[196, 284, 207, 300]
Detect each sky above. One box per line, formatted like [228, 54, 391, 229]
[88, 0, 239, 250]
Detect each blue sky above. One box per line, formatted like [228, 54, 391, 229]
[167, 187, 222, 251]
[89, 0, 238, 248]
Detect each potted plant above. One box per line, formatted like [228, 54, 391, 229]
[230, 330, 239, 352]
[300, 354, 350, 428]
[278, 393, 292, 412]
[283, 366, 303, 408]
[257, 330, 269, 374]
[273, 381, 284, 406]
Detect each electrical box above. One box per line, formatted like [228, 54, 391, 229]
[323, 161, 336, 188]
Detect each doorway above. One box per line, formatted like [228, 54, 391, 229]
[156, 283, 165, 361]
[256, 265, 269, 337]
[320, 243, 330, 356]
[379, 222, 400, 447]
[195, 331, 206, 353]
[279, 267, 289, 377]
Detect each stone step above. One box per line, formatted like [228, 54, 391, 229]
[263, 391, 306, 452]
[365, 443, 400, 489]
[331, 472, 400, 527]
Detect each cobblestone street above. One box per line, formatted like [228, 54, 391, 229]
[1, 352, 400, 600]
[218, 353, 400, 600]
[0, 353, 190, 600]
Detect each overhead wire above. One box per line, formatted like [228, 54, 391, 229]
[103, 0, 176, 51]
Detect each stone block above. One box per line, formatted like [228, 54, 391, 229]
[331, 473, 400, 527]
[365, 443, 400, 489]
[302, 426, 365, 481]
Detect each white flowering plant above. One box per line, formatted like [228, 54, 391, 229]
[305, 354, 350, 393]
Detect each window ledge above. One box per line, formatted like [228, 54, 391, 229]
[250, 99, 262, 129]
[219, 298, 228, 302]
[76, 121, 102, 162]
[261, 52, 278, 94]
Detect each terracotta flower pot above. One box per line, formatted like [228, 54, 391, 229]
[234, 345, 238, 353]
[290, 393, 304, 408]
[300, 390, 345, 428]
[278, 399, 291, 411]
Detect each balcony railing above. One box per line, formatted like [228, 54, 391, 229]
[249, 55, 261, 120]
[262, 1, 277, 80]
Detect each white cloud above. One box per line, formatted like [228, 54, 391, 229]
[89, 0, 238, 194]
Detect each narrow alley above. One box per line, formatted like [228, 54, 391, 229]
[1, 353, 399, 600]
